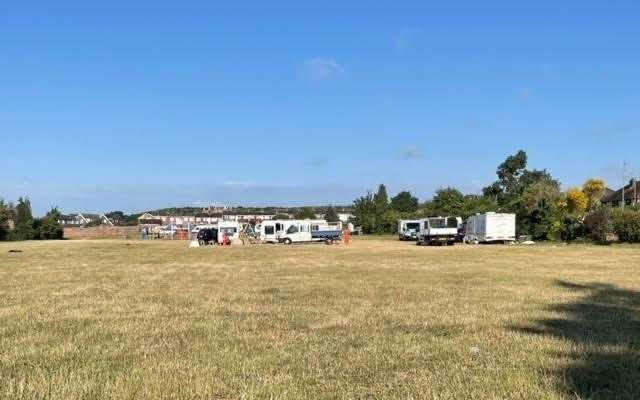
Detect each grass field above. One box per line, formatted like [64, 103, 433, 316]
[1, 238, 639, 399]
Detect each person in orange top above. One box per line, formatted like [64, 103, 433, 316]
[343, 227, 351, 245]
[222, 231, 231, 246]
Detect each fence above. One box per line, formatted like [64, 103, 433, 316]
[63, 226, 141, 240]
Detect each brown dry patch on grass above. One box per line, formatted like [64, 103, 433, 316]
[1, 238, 640, 399]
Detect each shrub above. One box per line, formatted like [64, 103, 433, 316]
[584, 206, 612, 244]
[561, 216, 585, 242]
[612, 208, 640, 243]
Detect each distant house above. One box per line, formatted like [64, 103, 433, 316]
[314, 213, 354, 223]
[137, 212, 163, 226]
[601, 180, 640, 207]
[58, 213, 113, 227]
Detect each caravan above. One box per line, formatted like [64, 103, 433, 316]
[464, 213, 516, 244]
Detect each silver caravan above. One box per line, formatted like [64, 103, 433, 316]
[464, 212, 516, 244]
[397, 219, 421, 241]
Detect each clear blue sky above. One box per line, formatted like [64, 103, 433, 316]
[2, 1, 639, 215]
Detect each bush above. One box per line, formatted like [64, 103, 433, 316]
[612, 208, 640, 243]
[584, 206, 612, 244]
[561, 216, 585, 242]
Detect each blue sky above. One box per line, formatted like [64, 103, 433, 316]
[2, 1, 639, 215]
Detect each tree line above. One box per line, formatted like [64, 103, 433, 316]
[0, 197, 64, 241]
[352, 150, 640, 243]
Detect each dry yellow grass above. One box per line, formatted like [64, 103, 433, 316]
[1, 238, 639, 399]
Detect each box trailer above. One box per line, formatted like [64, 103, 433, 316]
[464, 212, 516, 244]
[398, 219, 421, 241]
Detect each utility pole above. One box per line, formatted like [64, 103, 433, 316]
[622, 161, 627, 209]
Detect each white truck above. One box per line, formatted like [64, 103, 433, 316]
[464, 212, 516, 244]
[417, 216, 461, 246]
[398, 219, 421, 241]
[277, 220, 342, 245]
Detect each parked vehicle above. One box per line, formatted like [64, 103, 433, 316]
[259, 220, 292, 243]
[197, 228, 217, 246]
[464, 212, 516, 244]
[417, 216, 461, 246]
[278, 220, 342, 244]
[216, 221, 240, 244]
[398, 219, 421, 241]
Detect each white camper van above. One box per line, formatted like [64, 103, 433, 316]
[464, 212, 516, 244]
[398, 219, 422, 241]
[259, 220, 290, 243]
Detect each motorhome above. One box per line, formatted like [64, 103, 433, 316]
[464, 212, 516, 244]
[397, 219, 421, 241]
[258, 220, 290, 243]
[417, 216, 461, 246]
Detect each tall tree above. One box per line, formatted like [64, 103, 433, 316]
[373, 184, 389, 214]
[372, 184, 390, 233]
[353, 192, 376, 234]
[390, 191, 419, 213]
[294, 207, 316, 219]
[496, 150, 528, 194]
[324, 205, 340, 222]
[40, 207, 64, 240]
[426, 187, 465, 216]
[0, 200, 9, 241]
[14, 197, 34, 241]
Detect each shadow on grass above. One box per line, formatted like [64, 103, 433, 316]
[513, 280, 640, 400]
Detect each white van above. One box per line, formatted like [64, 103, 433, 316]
[278, 220, 342, 245]
[398, 219, 421, 241]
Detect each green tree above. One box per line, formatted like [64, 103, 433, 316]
[14, 197, 34, 241]
[324, 205, 340, 222]
[390, 191, 419, 213]
[460, 195, 498, 219]
[105, 211, 126, 225]
[273, 213, 290, 220]
[490, 150, 528, 200]
[40, 207, 64, 240]
[0, 200, 9, 241]
[373, 184, 389, 214]
[425, 187, 465, 216]
[353, 192, 376, 234]
[514, 180, 563, 239]
[294, 207, 316, 219]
